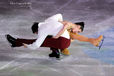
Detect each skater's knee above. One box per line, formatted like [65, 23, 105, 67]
[58, 37, 70, 49]
[59, 42, 68, 49]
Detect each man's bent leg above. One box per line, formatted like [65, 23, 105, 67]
[49, 48, 60, 58]
[41, 37, 70, 49]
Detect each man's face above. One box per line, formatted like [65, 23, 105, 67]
[72, 25, 82, 33]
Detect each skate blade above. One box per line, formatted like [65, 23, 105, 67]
[98, 36, 105, 50]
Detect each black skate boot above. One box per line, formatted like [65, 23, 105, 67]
[5, 34, 16, 47]
[49, 48, 60, 59]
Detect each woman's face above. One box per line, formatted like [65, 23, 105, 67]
[72, 25, 82, 33]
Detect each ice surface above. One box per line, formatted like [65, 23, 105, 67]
[0, 0, 114, 76]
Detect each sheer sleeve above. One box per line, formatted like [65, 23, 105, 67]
[45, 13, 63, 22]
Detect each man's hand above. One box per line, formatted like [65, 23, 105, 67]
[59, 21, 69, 28]
[52, 21, 69, 39]
[23, 43, 28, 48]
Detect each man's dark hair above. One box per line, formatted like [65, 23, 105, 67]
[31, 22, 39, 33]
[75, 22, 84, 32]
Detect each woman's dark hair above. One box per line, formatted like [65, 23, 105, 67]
[75, 22, 84, 32]
[31, 22, 39, 33]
